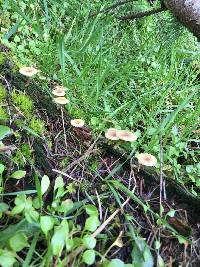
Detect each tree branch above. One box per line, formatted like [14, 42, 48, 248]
[89, 0, 134, 17]
[118, 6, 167, 20]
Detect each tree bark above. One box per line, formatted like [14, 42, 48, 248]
[163, 0, 200, 40]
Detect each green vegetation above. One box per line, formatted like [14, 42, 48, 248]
[0, 0, 199, 266]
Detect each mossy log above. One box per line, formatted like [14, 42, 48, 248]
[163, 0, 200, 39]
[101, 143, 200, 216]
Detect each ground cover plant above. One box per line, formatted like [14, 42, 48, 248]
[0, 0, 200, 266]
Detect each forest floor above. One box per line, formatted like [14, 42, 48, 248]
[0, 1, 200, 267]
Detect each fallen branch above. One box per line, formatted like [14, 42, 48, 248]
[118, 6, 167, 20]
[89, 0, 134, 17]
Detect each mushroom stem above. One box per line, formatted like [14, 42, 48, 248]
[61, 106, 68, 149]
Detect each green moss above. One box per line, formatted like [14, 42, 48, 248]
[0, 106, 9, 120]
[13, 144, 33, 167]
[12, 90, 33, 117]
[0, 84, 7, 102]
[0, 53, 5, 66]
[29, 117, 45, 135]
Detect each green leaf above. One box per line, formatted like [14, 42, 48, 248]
[25, 209, 39, 223]
[167, 209, 176, 217]
[10, 170, 26, 179]
[0, 202, 9, 213]
[58, 199, 73, 213]
[82, 249, 95, 265]
[9, 232, 29, 252]
[82, 235, 96, 249]
[0, 125, 11, 140]
[40, 216, 54, 236]
[85, 205, 98, 216]
[0, 164, 5, 175]
[51, 220, 69, 256]
[54, 176, 64, 191]
[131, 235, 154, 267]
[85, 216, 100, 232]
[107, 259, 125, 267]
[65, 239, 74, 252]
[41, 175, 50, 195]
[23, 231, 40, 267]
[0, 219, 38, 246]
[12, 204, 25, 215]
[0, 249, 16, 267]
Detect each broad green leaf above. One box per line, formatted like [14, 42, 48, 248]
[54, 176, 64, 191]
[82, 235, 96, 249]
[0, 249, 16, 267]
[0, 219, 38, 246]
[12, 204, 25, 215]
[40, 216, 54, 236]
[0, 202, 9, 213]
[107, 259, 125, 267]
[10, 170, 26, 179]
[51, 220, 69, 255]
[131, 235, 154, 267]
[82, 249, 95, 265]
[85, 216, 100, 232]
[65, 239, 74, 252]
[85, 205, 98, 216]
[0, 164, 5, 174]
[9, 232, 29, 252]
[25, 209, 39, 223]
[0, 125, 11, 140]
[58, 199, 73, 213]
[41, 175, 50, 195]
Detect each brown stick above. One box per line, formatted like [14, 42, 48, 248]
[118, 6, 166, 20]
[65, 198, 130, 265]
[90, 0, 134, 17]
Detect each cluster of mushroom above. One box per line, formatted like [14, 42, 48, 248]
[105, 128, 157, 167]
[19, 67, 157, 167]
[52, 86, 85, 128]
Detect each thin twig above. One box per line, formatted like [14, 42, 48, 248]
[90, 0, 134, 17]
[62, 133, 101, 172]
[118, 6, 166, 20]
[66, 197, 130, 265]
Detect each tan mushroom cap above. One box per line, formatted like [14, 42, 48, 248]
[116, 130, 138, 142]
[19, 67, 38, 77]
[71, 119, 85, 127]
[54, 97, 70, 105]
[137, 153, 157, 167]
[52, 86, 66, 97]
[105, 128, 119, 141]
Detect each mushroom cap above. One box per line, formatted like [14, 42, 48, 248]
[19, 67, 38, 77]
[137, 153, 157, 166]
[116, 130, 138, 142]
[54, 97, 70, 105]
[105, 128, 119, 140]
[52, 86, 66, 97]
[71, 119, 85, 127]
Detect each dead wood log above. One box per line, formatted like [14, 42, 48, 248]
[163, 0, 200, 40]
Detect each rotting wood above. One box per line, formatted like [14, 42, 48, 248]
[163, 0, 200, 40]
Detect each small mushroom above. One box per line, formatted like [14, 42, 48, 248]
[52, 86, 66, 97]
[105, 128, 119, 140]
[71, 119, 85, 127]
[19, 67, 38, 77]
[54, 97, 70, 105]
[116, 130, 138, 142]
[137, 153, 157, 167]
